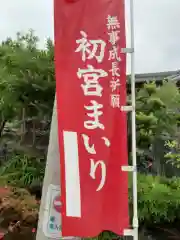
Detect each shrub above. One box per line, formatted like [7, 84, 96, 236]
[87, 174, 180, 239]
[0, 187, 39, 239]
[1, 173, 180, 239]
[131, 174, 180, 224]
[0, 187, 38, 228]
[0, 154, 45, 188]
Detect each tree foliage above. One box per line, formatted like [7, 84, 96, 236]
[132, 80, 180, 176]
[0, 154, 45, 188]
[0, 30, 55, 143]
[0, 31, 55, 204]
[135, 174, 180, 224]
[2, 174, 180, 240]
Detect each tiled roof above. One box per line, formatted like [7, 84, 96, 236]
[127, 69, 180, 83]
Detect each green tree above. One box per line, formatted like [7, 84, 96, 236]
[0, 30, 55, 193]
[0, 30, 55, 149]
[131, 80, 180, 176]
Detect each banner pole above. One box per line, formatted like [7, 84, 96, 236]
[121, 0, 138, 238]
[129, 0, 138, 239]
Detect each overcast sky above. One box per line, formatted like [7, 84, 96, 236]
[0, 0, 180, 73]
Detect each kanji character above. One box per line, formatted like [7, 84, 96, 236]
[84, 100, 104, 130]
[75, 31, 106, 63]
[110, 94, 120, 108]
[109, 62, 120, 77]
[107, 15, 120, 30]
[110, 78, 120, 91]
[108, 30, 120, 45]
[77, 65, 108, 97]
[89, 159, 106, 191]
[109, 46, 121, 61]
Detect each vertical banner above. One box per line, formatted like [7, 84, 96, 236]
[54, 0, 129, 237]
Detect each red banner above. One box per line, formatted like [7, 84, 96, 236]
[54, 0, 129, 237]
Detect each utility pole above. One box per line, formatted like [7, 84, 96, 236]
[36, 98, 79, 240]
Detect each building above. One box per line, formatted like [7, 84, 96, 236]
[126, 69, 180, 91]
[134, 69, 180, 83]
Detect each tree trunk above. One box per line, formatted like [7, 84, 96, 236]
[21, 108, 26, 143]
[0, 120, 7, 138]
[32, 121, 36, 146]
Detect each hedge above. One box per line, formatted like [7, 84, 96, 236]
[1, 174, 180, 238]
[133, 174, 180, 224]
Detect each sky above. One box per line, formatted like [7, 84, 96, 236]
[0, 0, 180, 73]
